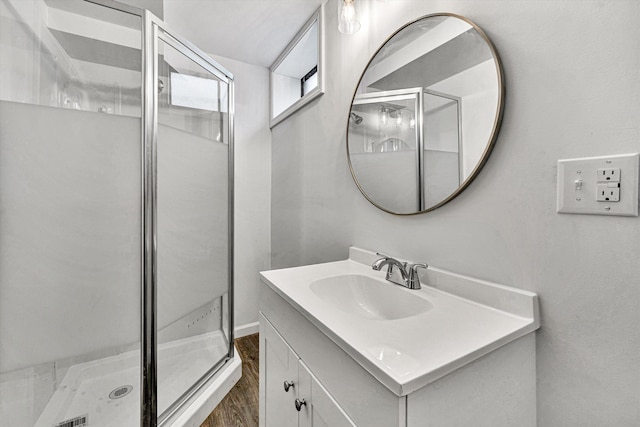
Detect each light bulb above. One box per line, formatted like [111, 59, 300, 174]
[396, 111, 403, 126]
[338, 0, 361, 34]
[409, 114, 415, 129]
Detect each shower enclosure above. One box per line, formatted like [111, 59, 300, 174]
[0, 0, 236, 426]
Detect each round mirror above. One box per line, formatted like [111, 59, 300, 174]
[347, 13, 504, 214]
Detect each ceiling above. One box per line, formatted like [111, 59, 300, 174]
[162, 0, 326, 68]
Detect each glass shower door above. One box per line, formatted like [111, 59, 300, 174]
[151, 24, 234, 423]
[0, 1, 143, 426]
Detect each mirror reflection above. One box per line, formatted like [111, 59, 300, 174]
[347, 14, 504, 214]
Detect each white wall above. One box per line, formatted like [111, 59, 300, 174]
[119, 0, 163, 18]
[270, 0, 640, 424]
[209, 54, 272, 330]
[429, 59, 499, 178]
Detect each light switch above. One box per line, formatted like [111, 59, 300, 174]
[557, 153, 639, 216]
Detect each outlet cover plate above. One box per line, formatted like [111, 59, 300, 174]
[557, 153, 639, 216]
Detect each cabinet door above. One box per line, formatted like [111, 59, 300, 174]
[260, 315, 299, 427]
[297, 360, 356, 427]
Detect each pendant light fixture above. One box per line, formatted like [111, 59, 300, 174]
[338, 0, 361, 34]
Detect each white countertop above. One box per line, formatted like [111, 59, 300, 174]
[260, 247, 540, 396]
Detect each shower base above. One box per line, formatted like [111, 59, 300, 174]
[34, 331, 240, 427]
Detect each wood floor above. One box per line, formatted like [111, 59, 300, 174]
[200, 334, 259, 427]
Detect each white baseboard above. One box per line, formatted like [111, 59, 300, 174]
[234, 321, 259, 338]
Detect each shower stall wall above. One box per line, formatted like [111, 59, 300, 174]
[0, 1, 236, 426]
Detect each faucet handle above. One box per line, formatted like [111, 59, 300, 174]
[406, 263, 428, 289]
[409, 263, 428, 272]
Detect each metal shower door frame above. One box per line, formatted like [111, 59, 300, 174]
[84, 2, 235, 426]
[143, 10, 236, 427]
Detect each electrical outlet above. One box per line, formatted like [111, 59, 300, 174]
[557, 153, 639, 216]
[596, 183, 620, 202]
[597, 168, 621, 182]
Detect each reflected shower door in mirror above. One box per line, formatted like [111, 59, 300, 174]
[350, 89, 420, 213]
[156, 30, 231, 422]
[347, 13, 504, 214]
[349, 88, 463, 213]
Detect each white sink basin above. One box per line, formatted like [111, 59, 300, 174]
[309, 274, 433, 321]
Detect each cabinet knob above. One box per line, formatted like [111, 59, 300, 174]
[283, 380, 294, 392]
[295, 398, 307, 411]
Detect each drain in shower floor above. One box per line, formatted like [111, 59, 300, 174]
[109, 384, 133, 400]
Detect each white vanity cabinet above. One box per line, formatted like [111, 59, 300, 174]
[259, 285, 536, 427]
[260, 314, 355, 427]
[259, 248, 540, 427]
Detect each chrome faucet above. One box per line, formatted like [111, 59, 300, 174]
[372, 253, 427, 290]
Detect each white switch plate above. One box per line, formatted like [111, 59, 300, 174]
[557, 153, 639, 216]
